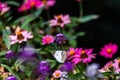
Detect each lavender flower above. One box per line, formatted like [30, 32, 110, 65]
[60, 71, 68, 80]
[54, 33, 67, 44]
[5, 50, 15, 60]
[38, 61, 50, 80]
[60, 62, 74, 72]
[6, 75, 17, 80]
[86, 63, 103, 80]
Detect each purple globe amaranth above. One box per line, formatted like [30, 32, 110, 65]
[5, 50, 15, 60]
[38, 61, 50, 77]
[60, 61, 74, 72]
[54, 33, 67, 45]
[6, 75, 17, 80]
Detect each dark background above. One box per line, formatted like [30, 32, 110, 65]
[2, 0, 120, 67]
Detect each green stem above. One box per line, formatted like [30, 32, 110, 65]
[79, 2, 83, 18]
[46, 9, 51, 20]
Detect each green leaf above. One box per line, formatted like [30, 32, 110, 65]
[69, 39, 77, 47]
[7, 1, 20, 6]
[47, 59, 57, 68]
[78, 14, 99, 23]
[1, 64, 21, 80]
[0, 51, 7, 56]
[32, 8, 43, 18]
[76, 32, 85, 36]
[102, 72, 112, 76]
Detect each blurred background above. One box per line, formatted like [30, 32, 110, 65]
[1, 0, 120, 67]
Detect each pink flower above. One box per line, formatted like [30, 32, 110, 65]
[113, 59, 120, 73]
[99, 43, 118, 58]
[0, 2, 10, 15]
[18, 3, 31, 12]
[49, 14, 71, 28]
[72, 48, 96, 64]
[42, 35, 54, 45]
[99, 61, 113, 73]
[38, 0, 56, 9]
[18, 0, 42, 12]
[10, 27, 33, 44]
[53, 70, 61, 78]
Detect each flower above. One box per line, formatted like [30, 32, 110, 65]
[72, 48, 96, 64]
[49, 14, 71, 27]
[53, 70, 62, 78]
[99, 43, 118, 58]
[113, 59, 120, 73]
[38, 61, 50, 78]
[9, 27, 33, 44]
[5, 50, 15, 60]
[38, 0, 56, 9]
[42, 35, 54, 45]
[6, 75, 17, 80]
[86, 63, 99, 77]
[18, 0, 42, 12]
[0, 2, 10, 15]
[54, 33, 67, 45]
[60, 71, 68, 80]
[60, 62, 74, 72]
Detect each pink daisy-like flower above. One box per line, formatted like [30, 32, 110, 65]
[42, 35, 54, 45]
[99, 61, 113, 73]
[0, 2, 10, 15]
[18, 0, 42, 12]
[72, 48, 96, 64]
[9, 27, 33, 45]
[49, 14, 71, 28]
[113, 59, 120, 73]
[99, 43, 118, 58]
[38, 0, 56, 9]
[53, 70, 62, 78]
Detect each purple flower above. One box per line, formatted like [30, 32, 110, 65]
[6, 75, 17, 80]
[86, 63, 99, 77]
[54, 33, 67, 45]
[5, 50, 15, 60]
[37, 60, 50, 79]
[60, 62, 74, 72]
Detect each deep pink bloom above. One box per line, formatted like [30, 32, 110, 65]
[113, 59, 120, 73]
[18, 3, 31, 12]
[49, 14, 71, 28]
[53, 70, 62, 78]
[18, 0, 42, 12]
[0, 2, 10, 15]
[38, 0, 56, 9]
[42, 35, 54, 45]
[99, 43, 118, 58]
[72, 48, 96, 64]
[10, 28, 33, 44]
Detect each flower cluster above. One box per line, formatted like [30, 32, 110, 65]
[0, 0, 120, 80]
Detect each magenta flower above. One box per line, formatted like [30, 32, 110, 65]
[10, 28, 33, 45]
[42, 35, 54, 45]
[99, 43, 118, 58]
[18, 0, 42, 12]
[72, 48, 96, 64]
[0, 2, 10, 15]
[38, 0, 56, 9]
[49, 14, 71, 28]
[113, 59, 120, 73]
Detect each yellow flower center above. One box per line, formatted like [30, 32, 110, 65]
[46, 38, 51, 43]
[42, 0, 47, 4]
[55, 72, 60, 77]
[81, 50, 85, 54]
[70, 50, 74, 56]
[30, 2, 35, 7]
[107, 48, 112, 53]
[16, 31, 24, 40]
